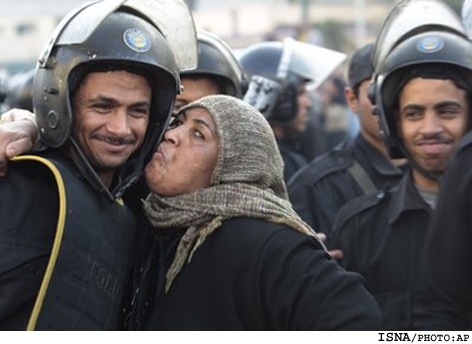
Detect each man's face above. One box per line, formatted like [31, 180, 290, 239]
[145, 107, 219, 196]
[72, 70, 151, 174]
[398, 77, 469, 178]
[290, 84, 311, 133]
[174, 77, 220, 112]
[346, 79, 381, 143]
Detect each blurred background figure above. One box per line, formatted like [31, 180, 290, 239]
[239, 38, 345, 182]
[0, 72, 6, 114]
[317, 74, 355, 151]
[2, 69, 34, 112]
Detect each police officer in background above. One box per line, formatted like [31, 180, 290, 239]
[288, 43, 404, 248]
[0, 74, 6, 113]
[175, 30, 247, 109]
[239, 38, 345, 182]
[3, 69, 35, 112]
[0, 0, 197, 330]
[334, 0, 472, 330]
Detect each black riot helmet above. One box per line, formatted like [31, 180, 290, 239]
[239, 38, 345, 123]
[181, 30, 247, 98]
[370, 0, 472, 162]
[33, 0, 197, 200]
[374, 31, 472, 160]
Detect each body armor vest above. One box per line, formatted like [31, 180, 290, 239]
[12, 154, 137, 330]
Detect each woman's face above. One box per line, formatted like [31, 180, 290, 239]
[145, 107, 220, 196]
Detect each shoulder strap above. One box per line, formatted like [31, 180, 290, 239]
[348, 159, 376, 195]
[10, 155, 67, 331]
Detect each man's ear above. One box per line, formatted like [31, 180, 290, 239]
[344, 87, 359, 114]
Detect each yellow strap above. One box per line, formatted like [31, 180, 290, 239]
[11, 155, 67, 331]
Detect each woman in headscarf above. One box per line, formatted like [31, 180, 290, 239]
[127, 95, 381, 330]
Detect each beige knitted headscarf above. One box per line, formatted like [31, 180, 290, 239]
[143, 95, 322, 292]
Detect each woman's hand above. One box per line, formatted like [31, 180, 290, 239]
[0, 108, 38, 176]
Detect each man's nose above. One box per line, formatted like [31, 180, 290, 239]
[420, 112, 443, 136]
[304, 93, 312, 109]
[300, 91, 311, 109]
[107, 109, 132, 136]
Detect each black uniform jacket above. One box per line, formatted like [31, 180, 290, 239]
[414, 132, 472, 330]
[131, 217, 382, 330]
[288, 134, 404, 247]
[333, 171, 432, 330]
[277, 138, 307, 183]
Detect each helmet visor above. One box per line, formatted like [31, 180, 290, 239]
[284, 38, 346, 90]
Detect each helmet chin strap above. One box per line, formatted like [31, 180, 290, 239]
[68, 137, 115, 202]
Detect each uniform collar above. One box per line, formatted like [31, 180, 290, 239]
[388, 170, 432, 225]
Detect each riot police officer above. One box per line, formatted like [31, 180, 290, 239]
[175, 30, 247, 110]
[239, 38, 345, 182]
[0, 0, 197, 330]
[288, 42, 405, 248]
[414, 0, 472, 330]
[334, 0, 472, 330]
[0, 30, 246, 177]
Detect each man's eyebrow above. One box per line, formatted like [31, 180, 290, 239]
[434, 100, 464, 109]
[89, 95, 150, 108]
[401, 101, 464, 111]
[401, 104, 424, 110]
[130, 101, 151, 108]
[89, 95, 118, 104]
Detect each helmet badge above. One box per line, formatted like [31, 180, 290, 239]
[416, 36, 444, 54]
[123, 28, 151, 53]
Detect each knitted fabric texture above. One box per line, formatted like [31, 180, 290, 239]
[143, 95, 320, 292]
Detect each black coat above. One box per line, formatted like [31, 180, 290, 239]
[131, 217, 382, 330]
[276, 138, 307, 183]
[288, 134, 404, 247]
[414, 132, 472, 330]
[334, 171, 432, 330]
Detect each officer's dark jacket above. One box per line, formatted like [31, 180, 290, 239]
[414, 132, 472, 330]
[334, 171, 432, 330]
[0, 150, 136, 330]
[288, 134, 404, 247]
[127, 217, 382, 330]
[276, 138, 307, 183]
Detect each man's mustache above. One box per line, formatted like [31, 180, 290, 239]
[92, 134, 136, 146]
[414, 134, 453, 146]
